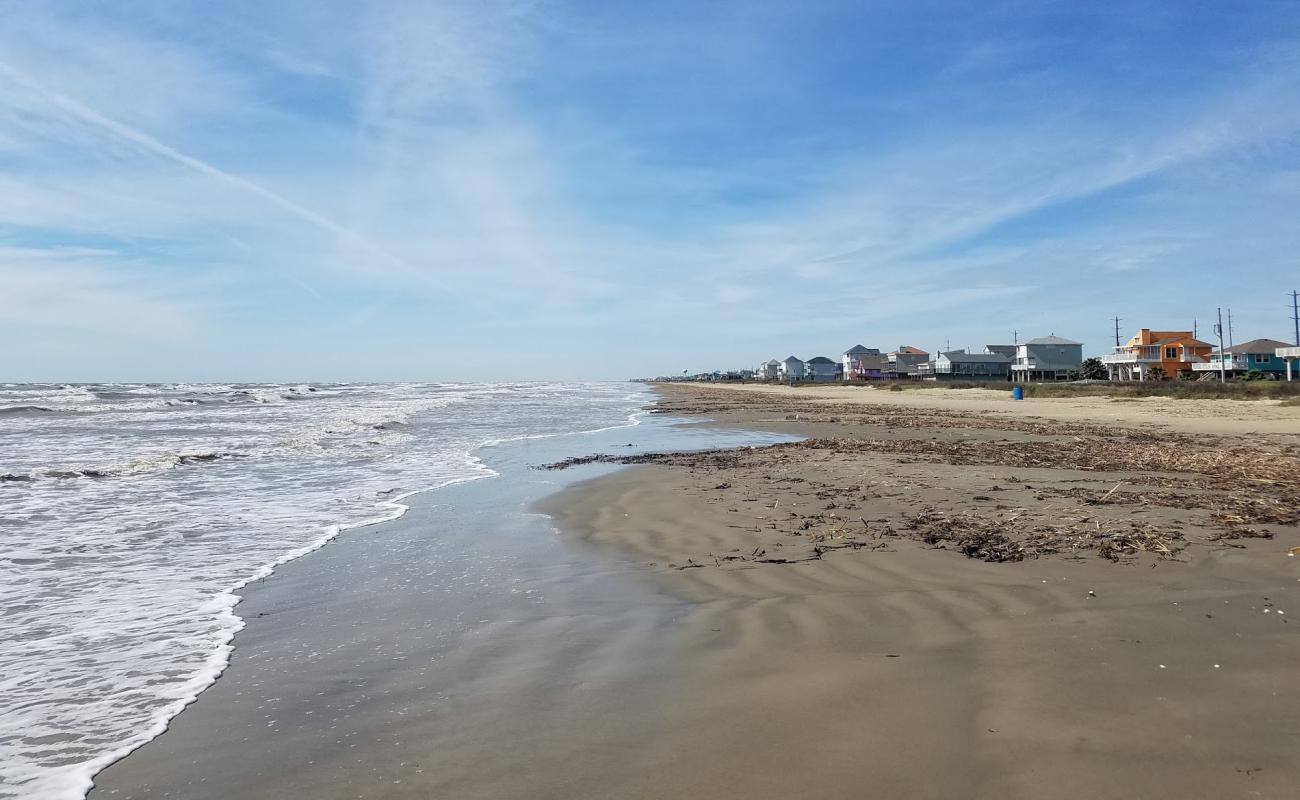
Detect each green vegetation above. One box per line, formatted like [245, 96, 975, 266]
[1077, 357, 1107, 380]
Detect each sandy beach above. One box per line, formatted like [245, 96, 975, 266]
[90, 382, 1300, 799]
[536, 383, 1300, 798]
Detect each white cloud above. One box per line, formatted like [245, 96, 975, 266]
[0, 247, 209, 339]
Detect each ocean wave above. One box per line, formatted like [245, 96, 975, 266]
[3, 452, 242, 483]
[0, 405, 62, 416]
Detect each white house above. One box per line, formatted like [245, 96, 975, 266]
[778, 356, 805, 382]
[756, 359, 780, 380]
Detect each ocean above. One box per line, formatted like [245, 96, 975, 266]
[0, 382, 653, 800]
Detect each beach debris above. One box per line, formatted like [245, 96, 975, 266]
[556, 389, 1300, 571]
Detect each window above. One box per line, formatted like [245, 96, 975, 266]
[1254, 353, 1269, 364]
[1165, 346, 1179, 359]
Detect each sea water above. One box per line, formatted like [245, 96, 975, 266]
[0, 383, 649, 799]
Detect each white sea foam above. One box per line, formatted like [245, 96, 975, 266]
[0, 382, 647, 800]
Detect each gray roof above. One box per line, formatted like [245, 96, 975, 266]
[806, 356, 837, 364]
[853, 354, 890, 368]
[842, 344, 878, 355]
[1025, 335, 1081, 346]
[782, 356, 804, 364]
[765, 359, 781, 365]
[1225, 338, 1292, 354]
[941, 350, 1012, 364]
[983, 344, 1017, 356]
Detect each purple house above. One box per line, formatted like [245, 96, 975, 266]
[842, 345, 886, 380]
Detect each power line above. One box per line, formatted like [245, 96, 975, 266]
[1214, 308, 1226, 383]
[1291, 290, 1299, 346]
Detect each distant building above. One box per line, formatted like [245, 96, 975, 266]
[1011, 335, 1083, 382]
[889, 346, 930, 377]
[756, 359, 780, 380]
[1101, 329, 1213, 380]
[925, 350, 1012, 380]
[841, 345, 883, 380]
[854, 354, 891, 380]
[1192, 338, 1294, 379]
[805, 356, 840, 382]
[888, 345, 929, 370]
[778, 356, 805, 382]
[983, 344, 1018, 359]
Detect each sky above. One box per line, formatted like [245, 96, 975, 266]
[2, 0, 1299, 381]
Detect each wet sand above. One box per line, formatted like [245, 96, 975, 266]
[91, 384, 1300, 799]
[88, 419, 792, 800]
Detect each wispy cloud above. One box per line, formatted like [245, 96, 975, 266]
[0, 59, 408, 269]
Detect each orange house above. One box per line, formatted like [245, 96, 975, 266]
[1100, 329, 1214, 380]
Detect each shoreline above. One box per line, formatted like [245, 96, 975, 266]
[77, 405, 645, 799]
[86, 407, 790, 800]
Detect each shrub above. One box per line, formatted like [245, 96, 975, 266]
[1078, 357, 1108, 380]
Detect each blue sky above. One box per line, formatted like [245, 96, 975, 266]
[2, 0, 1299, 381]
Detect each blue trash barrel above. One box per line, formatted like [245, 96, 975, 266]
[1011, 385, 1024, 400]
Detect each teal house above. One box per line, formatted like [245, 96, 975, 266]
[1192, 338, 1294, 378]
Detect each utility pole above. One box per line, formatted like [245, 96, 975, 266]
[1112, 316, 1122, 347]
[1215, 308, 1226, 383]
[1193, 319, 1198, 340]
[1013, 330, 1018, 344]
[1226, 308, 1235, 348]
[1291, 289, 1299, 346]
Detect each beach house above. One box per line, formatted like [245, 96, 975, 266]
[856, 354, 892, 380]
[1191, 338, 1294, 379]
[887, 346, 929, 374]
[756, 359, 781, 380]
[1100, 329, 1213, 380]
[804, 356, 840, 382]
[1010, 335, 1084, 382]
[983, 344, 1018, 359]
[841, 345, 883, 380]
[778, 356, 805, 382]
[924, 350, 1012, 380]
